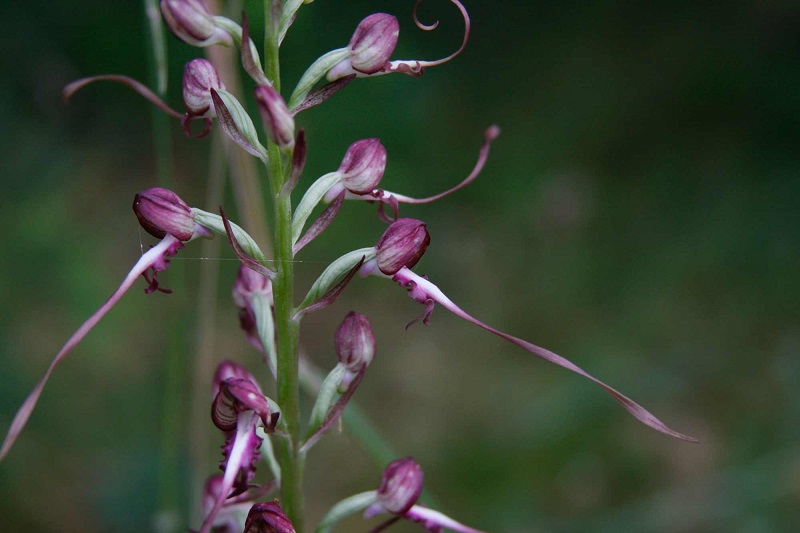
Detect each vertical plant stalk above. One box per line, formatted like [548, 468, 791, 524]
[264, 1, 304, 530]
[144, 2, 185, 531]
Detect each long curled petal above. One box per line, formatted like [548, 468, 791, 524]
[0, 235, 183, 461]
[64, 75, 184, 119]
[392, 268, 698, 442]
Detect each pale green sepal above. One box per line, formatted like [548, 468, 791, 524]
[315, 491, 378, 533]
[288, 48, 350, 110]
[299, 248, 376, 310]
[291, 172, 343, 245]
[213, 16, 244, 47]
[214, 89, 269, 161]
[278, 0, 304, 44]
[252, 292, 278, 379]
[256, 425, 281, 485]
[192, 209, 271, 267]
[305, 363, 346, 440]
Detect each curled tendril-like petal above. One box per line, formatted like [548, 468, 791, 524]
[385, 0, 471, 76]
[181, 114, 214, 138]
[63, 75, 184, 119]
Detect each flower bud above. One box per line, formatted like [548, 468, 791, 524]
[183, 59, 224, 116]
[212, 360, 261, 397]
[375, 218, 430, 275]
[337, 139, 387, 194]
[232, 265, 273, 310]
[133, 187, 197, 242]
[348, 13, 400, 74]
[212, 378, 273, 432]
[377, 457, 424, 515]
[161, 0, 218, 46]
[335, 311, 376, 373]
[243, 502, 296, 533]
[254, 85, 295, 151]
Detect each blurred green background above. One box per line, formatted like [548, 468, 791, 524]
[1, 0, 798, 531]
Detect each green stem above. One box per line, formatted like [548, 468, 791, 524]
[265, 1, 303, 529]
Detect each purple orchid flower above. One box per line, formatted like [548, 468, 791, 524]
[328, 1, 471, 80]
[201, 474, 275, 533]
[64, 59, 226, 139]
[0, 188, 211, 462]
[201, 361, 280, 533]
[364, 458, 487, 533]
[339, 126, 500, 222]
[358, 219, 696, 442]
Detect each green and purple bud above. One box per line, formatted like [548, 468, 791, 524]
[377, 457, 424, 515]
[374, 218, 430, 275]
[160, 0, 231, 47]
[254, 84, 295, 152]
[243, 502, 296, 533]
[133, 187, 209, 242]
[335, 311, 376, 390]
[183, 58, 224, 117]
[337, 138, 387, 194]
[328, 13, 399, 80]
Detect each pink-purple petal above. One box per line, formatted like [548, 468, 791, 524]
[393, 268, 697, 442]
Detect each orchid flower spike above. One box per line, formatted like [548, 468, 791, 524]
[328, 1, 471, 81]
[359, 219, 696, 442]
[0, 188, 212, 463]
[202, 361, 281, 533]
[160, 0, 233, 47]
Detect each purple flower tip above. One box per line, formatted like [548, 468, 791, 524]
[232, 265, 273, 310]
[161, 0, 216, 44]
[335, 311, 376, 373]
[378, 457, 424, 515]
[375, 218, 430, 275]
[183, 59, 224, 116]
[133, 187, 196, 242]
[254, 85, 295, 150]
[337, 138, 387, 194]
[244, 501, 296, 533]
[349, 13, 400, 74]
